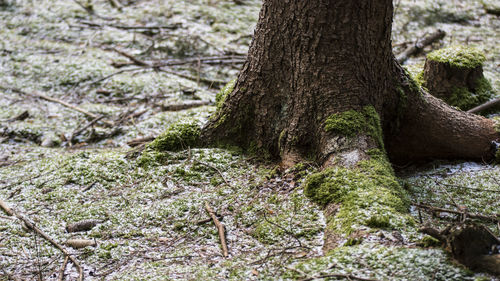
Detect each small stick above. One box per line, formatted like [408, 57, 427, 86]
[0, 198, 14, 216]
[300, 273, 379, 281]
[58, 255, 69, 281]
[0, 198, 84, 281]
[107, 0, 122, 10]
[396, 29, 446, 64]
[111, 48, 151, 67]
[159, 100, 211, 112]
[193, 160, 231, 186]
[413, 203, 500, 222]
[204, 202, 228, 257]
[69, 115, 106, 144]
[126, 136, 155, 147]
[159, 68, 227, 88]
[3, 86, 113, 127]
[79, 20, 180, 30]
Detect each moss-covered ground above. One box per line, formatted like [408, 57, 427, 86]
[0, 0, 499, 280]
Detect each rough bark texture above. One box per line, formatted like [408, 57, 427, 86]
[202, 0, 498, 166]
[423, 60, 484, 101]
[203, 0, 396, 166]
[201, 0, 500, 254]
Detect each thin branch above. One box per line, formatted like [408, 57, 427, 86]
[396, 29, 446, 64]
[68, 115, 106, 144]
[0, 199, 84, 281]
[58, 255, 70, 281]
[159, 68, 227, 88]
[159, 100, 211, 112]
[193, 160, 230, 186]
[300, 273, 379, 281]
[205, 202, 229, 257]
[412, 203, 500, 222]
[2, 86, 113, 127]
[79, 20, 180, 30]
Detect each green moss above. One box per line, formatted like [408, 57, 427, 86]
[419, 235, 442, 247]
[324, 106, 384, 147]
[304, 151, 412, 234]
[414, 71, 426, 87]
[427, 46, 486, 69]
[286, 244, 474, 280]
[148, 120, 201, 152]
[324, 110, 366, 137]
[344, 237, 362, 246]
[136, 150, 170, 167]
[447, 77, 493, 110]
[215, 78, 236, 112]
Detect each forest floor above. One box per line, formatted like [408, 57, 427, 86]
[0, 0, 499, 280]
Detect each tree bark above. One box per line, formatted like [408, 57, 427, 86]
[202, 0, 498, 166]
[203, 0, 397, 166]
[201, 0, 500, 253]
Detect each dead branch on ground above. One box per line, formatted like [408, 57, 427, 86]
[1, 86, 114, 127]
[194, 160, 231, 186]
[68, 115, 105, 145]
[396, 29, 446, 64]
[0, 198, 84, 281]
[78, 20, 180, 31]
[109, 48, 228, 87]
[158, 100, 211, 112]
[299, 273, 379, 281]
[58, 255, 69, 281]
[205, 202, 229, 257]
[413, 203, 500, 222]
[126, 136, 155, 147]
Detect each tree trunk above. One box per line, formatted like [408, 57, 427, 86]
[201, 0, 499, 251]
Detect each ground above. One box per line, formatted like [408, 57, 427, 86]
[0, 0, 499, 280]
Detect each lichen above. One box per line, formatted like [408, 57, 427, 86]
[427, 45, 486, 69]
[147, 120, 201, 152]
[447, 77, 493, 110]
[215, 78, 236, 112]
[324, 106, 384, 147]
[285, 244, 475, 280]
[304, 150, 413, 234]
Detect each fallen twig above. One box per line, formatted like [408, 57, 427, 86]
[112, 55, 245, 69]
[194, 160, 230, 186]
[79, 20, 180, 30]
[0, 198, 14, 216]
[112, 48, 151, 67]
[86, 67, 144, 86]
[467, 97, 500, 114]
[126, 136, 155, 147]
[413, 203, 500, 222]
[159, 100, 211, 111]
[2, 86, 113, 127]
[159, 68, 227, 88]
[396, 29, 446, 64]
[58, 255, 69, 281]
[108, 50, 228, 87]
[300, 273, 379, 281]
[0, 198, 84, 281]
[205, 202, 229, 257]
[68, 115, 106, 144]
[107, 0, 122, 10]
